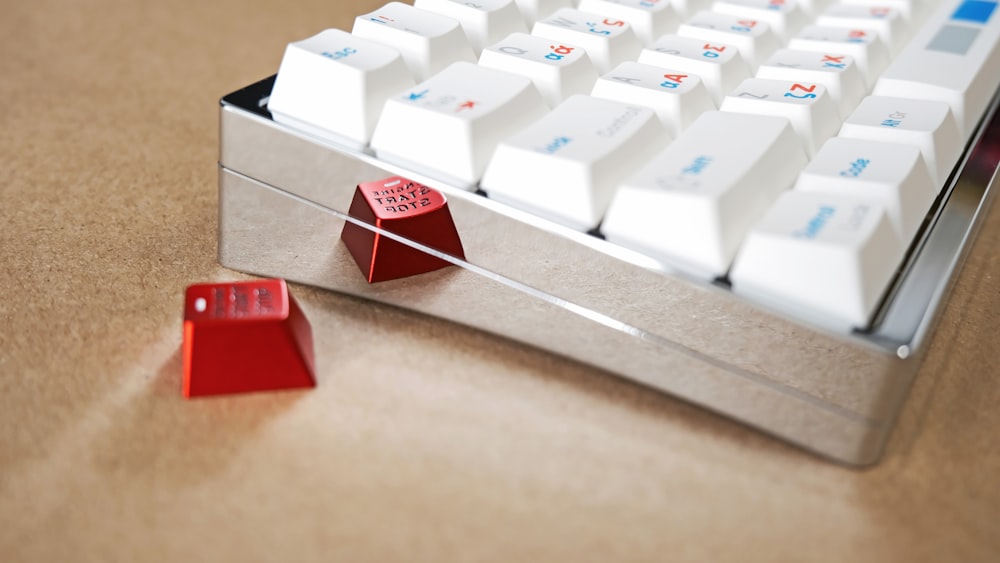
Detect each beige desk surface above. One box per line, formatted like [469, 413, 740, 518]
[2, 1, 999, 561]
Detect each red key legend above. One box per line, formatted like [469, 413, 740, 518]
[341, 176, 465, 283]
[182, 279, 316, 398]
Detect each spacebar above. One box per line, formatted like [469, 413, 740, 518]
[874, 0, 1000, 136]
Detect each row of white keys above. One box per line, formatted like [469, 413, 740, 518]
[270, 4, 561, 151]
[354, 0, 656, 81]
[481, 95, 671, 231]
[602, 111, 806, 277]
[269, 0, 899, 158]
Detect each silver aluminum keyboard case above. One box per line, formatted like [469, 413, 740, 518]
[218, 76, 1000, 466]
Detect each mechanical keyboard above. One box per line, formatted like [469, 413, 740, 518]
[217, 0, 1000, 465]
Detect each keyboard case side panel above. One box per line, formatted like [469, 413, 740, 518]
[218, 99, 919, 466]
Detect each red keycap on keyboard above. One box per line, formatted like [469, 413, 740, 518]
[182, 279, 316, 397]
[341, 176, 465, 283]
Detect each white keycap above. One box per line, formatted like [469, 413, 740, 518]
[414, 0, 528, 54]
[678, 10, 780, 68]
[602, 111, 807, 277]
[353, 2, 477, 80]
[756, 49, 866, 118]
[639, 34, 752, 104]
[815, 4, 906, 54]
[838, 95, 962, 184]
[720, 77, 841, 156]
[531, 8, 643, 73]
[577, 0, 680, 45]
[481, 95, 670, 230]
[478, 33, 599, 107]
[668, 0, 715, 18]
[794, 137, 937, 241]
[839, 0, 920, 21]
[730, 189, 903, 329]
[710, 0, 809, 40]
[788, 25, 889, 88]
[370, 62, 548, 188]
[267, 29, 415, 149]
[793, 0, 833, 18]
[591, 61, 715, 136]
[513, 0, 574, 24]
[874, 0, 1000, 136]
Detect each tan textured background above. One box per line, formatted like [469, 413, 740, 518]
[2, 1, 999, 561]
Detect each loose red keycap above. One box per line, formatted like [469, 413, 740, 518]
[182, 279, 316, 398]
[340, 176, 465, 283]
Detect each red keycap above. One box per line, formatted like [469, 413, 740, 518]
[182, 279, 316, 398]
[340, 176, 465, 283]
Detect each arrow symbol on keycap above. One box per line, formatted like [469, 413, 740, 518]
[408, 89, 429, 101]
[457, 100, 476, 111]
